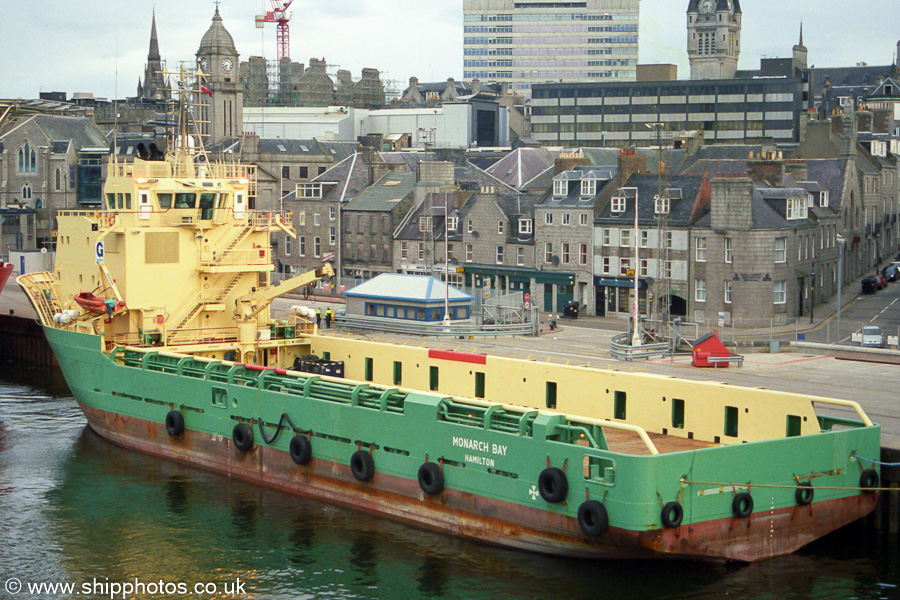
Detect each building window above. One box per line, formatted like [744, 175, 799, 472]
[496, 246, 504, 264]
[602, 228, 612, 246]
[329, 206, 336, 220]
[724, 237, 733, 263]
[696, 237, 707, 262]
[665, 232, 674, 249]
[639, 258, 649, 277]
[724, 280, 732, 304]
[562, 213, 570, 225]
[544, 242, 553, 263]
[419, 216, 432, 232]
[544, 212, 553, 225]
[418, 242, 425, 261]
[640, 230, 650, 248]
[579, 243, 588, 265]
[498, 220, 505, 235]
[299, 236, 306, 256]
[774, 280, 787, 304]
[314, 213, 321, 226]
[820, 191, 829, 208]
[467, 219, 474, 233]
[298, 211, 306, 226]
[519, 219, 532, 235]
[22, 184, 32, 200]
[298, 166, 309, 179]
[553, 179, 567, 197]
[517, 246, 525, 266]
[314, 237, 321, 257]
[602, 257, 611, 274]
[466, 244, 474, 262]
[774, 237, 786, 263]
[282, 166, 290, 179]
[562, 243, 570, 264]
[663, 260, 673, 279]
[787, 196, 808, 220]
[285, 235, 291, 256]
[18, 143, 36, 173]
[298, 184, 322, 199]
[620, 229, 633, 248]
[55, 168, 62, 191]
[695, 279, 707, 302]
[655, 195, 670, 215]
[581, 179, 596, 197]
[580, 212, 589, 226]
[329, 226, 336, 246]
[447, 216, 458, 231]
[447, 243, 454, 260]
[611, 195, 626, 213]
[619, 258, 631, 276]
[400, 241, 408, 261]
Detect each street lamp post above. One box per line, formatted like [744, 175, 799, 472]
[809, 266, 815, 324]
[836, 234, 846, 342]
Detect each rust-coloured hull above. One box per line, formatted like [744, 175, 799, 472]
[79, 403, 878, 562]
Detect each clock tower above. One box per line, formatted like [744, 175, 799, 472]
[687, 0, 742, 80]
[196, 8, 243, 142]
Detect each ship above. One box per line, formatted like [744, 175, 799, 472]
[18, 75, 881, 563]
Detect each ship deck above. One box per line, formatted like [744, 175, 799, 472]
[604, 429, 715, 455]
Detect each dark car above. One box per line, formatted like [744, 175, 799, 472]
[883, 265, 899, 282]
[562, 300, 580, 318]
[861, 276, 878, 294]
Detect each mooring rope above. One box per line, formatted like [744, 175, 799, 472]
[851, 453, 900, 467]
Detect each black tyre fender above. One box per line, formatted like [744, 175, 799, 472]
[232, 422, 254, 452]
[859, 469, 880, 493]
[289, 434, 312, 465]
[351, 450, 375, 482]
[732, 492, 754, 518]
[165, 410, 185, 437]
[577, 500, 609, 537]
[537, 467, 568, 503]
[795, 482, 814, 506]
[418, 462, 445, 495]
[661, 501, 683, 528]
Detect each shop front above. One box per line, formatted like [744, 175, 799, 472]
[594, 276, 649, 317]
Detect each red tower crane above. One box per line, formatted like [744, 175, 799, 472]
[255, 0, 295, 61]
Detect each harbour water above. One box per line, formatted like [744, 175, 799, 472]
[2, 372, 900, 600]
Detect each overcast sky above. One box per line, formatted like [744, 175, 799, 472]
[2, 0, 898, 100]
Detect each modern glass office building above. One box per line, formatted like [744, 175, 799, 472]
[463, 0, 640, 97]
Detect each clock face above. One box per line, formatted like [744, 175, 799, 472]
[221, 58, 234, 73]
[699, 0, 715, 12]
[199, 57, 209, 72]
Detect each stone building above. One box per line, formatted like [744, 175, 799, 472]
[136, 10, 170, 101]
[686, 0, 742, 80]
[196, 8, 243, 142]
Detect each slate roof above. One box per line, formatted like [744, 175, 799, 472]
[259, 139, 359, 161]
[344, 273, 473, 303]
[21, 115, 108, 150]
[344, 172, 415, 212]
[484, 147, 557, 190]
[595, 174, 705, 227]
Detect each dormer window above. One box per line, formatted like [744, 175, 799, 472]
[447, 216, 458, 231]
[786, 196, 809, 220]
[581, 179, 596, 197]
[519, 219, 533, 235]
[819, 191, 829, 208]
[298, 183, 322, 199]
[419, 216, 433, 232]
[553, 179, 567, 197]
[612, 195, 626, 213]
[654, 195, 670, 215]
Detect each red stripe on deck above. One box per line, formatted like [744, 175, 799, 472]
[428, 349, 487, 365]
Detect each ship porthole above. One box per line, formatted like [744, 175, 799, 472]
[232, 423, 254, 452]
[732, 492, 754, 518]
[290, 434, 312, 465]
[165, 410, 185, 437]
[418, 462, 444, 495]
[859, 469, 880, 493]
[351, 450, 375, 482]
[661, 501, 683, 528]
[537, 467, 568, 503]
[795, 482, 814, 506]
[577, 500, 609, 536]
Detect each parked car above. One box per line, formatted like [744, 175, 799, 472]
[875, 273, 888, 289]
[861, 276, 879, 294]
[883, 264, 899, 282]
[562, 300, 580, 318]
[861, 325, 885, 348]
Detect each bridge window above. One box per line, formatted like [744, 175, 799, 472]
[157, 193, 173, 209]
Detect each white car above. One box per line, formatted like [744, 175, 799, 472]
[861, 325, 885, 348]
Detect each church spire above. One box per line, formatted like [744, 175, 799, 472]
[799, 22, 804, 48]
[149, 9, 161, 61]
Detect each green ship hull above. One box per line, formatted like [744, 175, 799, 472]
[45, 326, 881, 562]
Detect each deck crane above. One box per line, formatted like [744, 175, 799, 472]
[255, 0, 295, 61]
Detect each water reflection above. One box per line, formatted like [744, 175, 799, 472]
[2, 378, 900, 600]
